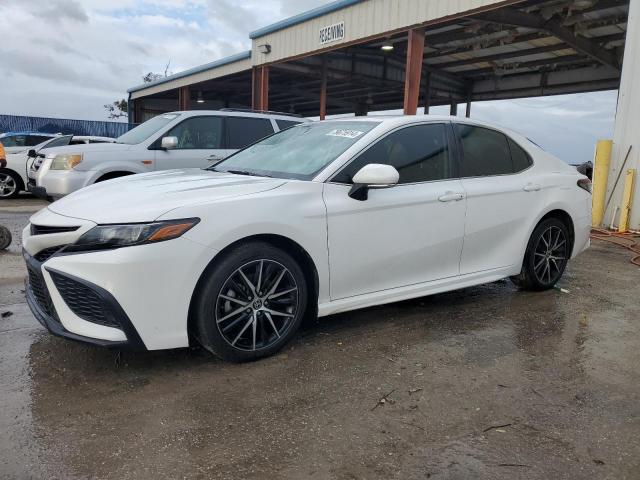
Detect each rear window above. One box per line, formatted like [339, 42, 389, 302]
[226, 117, 274, 149]
[457, 125, 513, 177]
[508, 138, 533, 172]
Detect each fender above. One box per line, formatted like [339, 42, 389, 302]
[84, 163, 149, 185]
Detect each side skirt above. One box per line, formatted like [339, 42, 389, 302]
[317, 266, 516, 317]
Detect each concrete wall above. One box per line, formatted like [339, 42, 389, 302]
[606, 0, 639, 230]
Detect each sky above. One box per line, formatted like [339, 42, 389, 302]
[0, 0, 618, 164]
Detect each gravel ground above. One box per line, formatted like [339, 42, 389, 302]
[1, 197, 639, 479]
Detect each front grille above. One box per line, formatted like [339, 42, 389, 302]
[30, 224, 79, 236]
[49, 272, 119, 328]
[34, 246, 65, 263]
[27, 265, 58, 321]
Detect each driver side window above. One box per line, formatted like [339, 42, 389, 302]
[332, 123, 454, 184]
[165, 116, 223, 149]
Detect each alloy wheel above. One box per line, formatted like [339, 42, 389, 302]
[0, 173, 17, 198]
[215, 259, 298, 351]
[533, 225, 568, 285]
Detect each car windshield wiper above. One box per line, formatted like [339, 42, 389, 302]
[226, 169, 272, 178]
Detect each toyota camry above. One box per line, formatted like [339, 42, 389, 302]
[23, 116, 591, 361]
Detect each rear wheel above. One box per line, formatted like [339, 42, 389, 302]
[193, 242, 308, 362]
[0, 170, 22, 199]
[511, 218, 570, 291]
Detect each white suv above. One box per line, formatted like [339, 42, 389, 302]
[33, 110, 307, 200]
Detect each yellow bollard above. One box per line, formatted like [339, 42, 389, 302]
[592, 139, 613, 227]
[618, 169, 636, 233]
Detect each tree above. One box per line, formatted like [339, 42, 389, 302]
[104, 61, 172, 120]
[104, 99, 128, 119]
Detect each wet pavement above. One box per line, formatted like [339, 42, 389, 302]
[1, 197, 639, 479]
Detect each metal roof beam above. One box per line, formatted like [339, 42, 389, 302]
[432, 43, 573, 69]
[472, 8, 620, 70]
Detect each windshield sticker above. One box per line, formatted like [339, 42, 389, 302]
[326, 129, 365, 139]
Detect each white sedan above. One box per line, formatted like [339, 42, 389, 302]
[22, 116, 591, 361]
[0, 135, 114, 199]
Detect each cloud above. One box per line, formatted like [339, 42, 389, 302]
[24, 0, 89, 23]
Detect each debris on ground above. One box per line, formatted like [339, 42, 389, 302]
[371, 389, 396, 411]
[554, 286, 571, 293]
[483, 422, 513, 433]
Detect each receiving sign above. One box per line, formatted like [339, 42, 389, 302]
[319, 22, 345, 45]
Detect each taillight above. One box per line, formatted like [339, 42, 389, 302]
[577, 178, 592, 194]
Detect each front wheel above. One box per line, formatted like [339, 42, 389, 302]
[511, 218, 570, 291]
[193, 242, 308, 362]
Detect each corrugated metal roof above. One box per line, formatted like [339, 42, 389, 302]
[127, 50, 252, 94]
[249, 0, 365, 39]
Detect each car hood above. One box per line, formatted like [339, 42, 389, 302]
[47, 169, 287, 223]
[42, 142, 132, 155]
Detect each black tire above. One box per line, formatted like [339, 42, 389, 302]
[95, 172, 133, 183]
[193, 241, 308, 362]
[511, 217, 570, 291]
[0, 170, 23, 199]
[0, 226, 11, 250]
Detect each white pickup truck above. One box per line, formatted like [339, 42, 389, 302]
[32, 110, 307, 200]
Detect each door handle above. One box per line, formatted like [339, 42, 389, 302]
[523, 183, 541, 192]
[438, 191, 465, 202]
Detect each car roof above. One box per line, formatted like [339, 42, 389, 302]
[322, 114, 525, 139]
[167, 110, 311, 122]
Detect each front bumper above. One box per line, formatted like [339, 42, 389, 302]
[24, 250, 146, 350]
[28, 183, 52, 202]
[23, 207, 216, 350]
[38, 169, 92, 199]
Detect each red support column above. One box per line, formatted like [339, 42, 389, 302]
[252, 66, 269, 111]
[319, 57, 327, 120]
[178, 86, 190, 111]
[403, 28, 425, 115]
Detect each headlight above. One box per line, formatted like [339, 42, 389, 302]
[51, 153, 83, 170]
[66, 218, 200, 252]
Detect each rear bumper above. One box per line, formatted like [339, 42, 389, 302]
[24, 250, 146, 350]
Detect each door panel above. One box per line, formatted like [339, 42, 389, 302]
[459, 174, 546, 274]
[323, 180, 466, 300]
[455, 124, 546, 274]
[154, 116, 229, 170]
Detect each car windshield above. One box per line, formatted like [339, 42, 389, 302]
[39, 136, 72, 150]
[116, 114, 181, 145]
[213, 121, 379, 180]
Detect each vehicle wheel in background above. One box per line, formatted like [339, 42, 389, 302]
[511, 217, 570, 291]
[0, 170, 22, 199]
[0, 225, 12, 250]
[193, 241, 308, 362]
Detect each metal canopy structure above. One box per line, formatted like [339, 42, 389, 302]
[128, 0, 629, 120]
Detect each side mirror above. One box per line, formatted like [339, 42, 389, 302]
[349, 163, 399, 201]
[161, 136, 178, 150]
